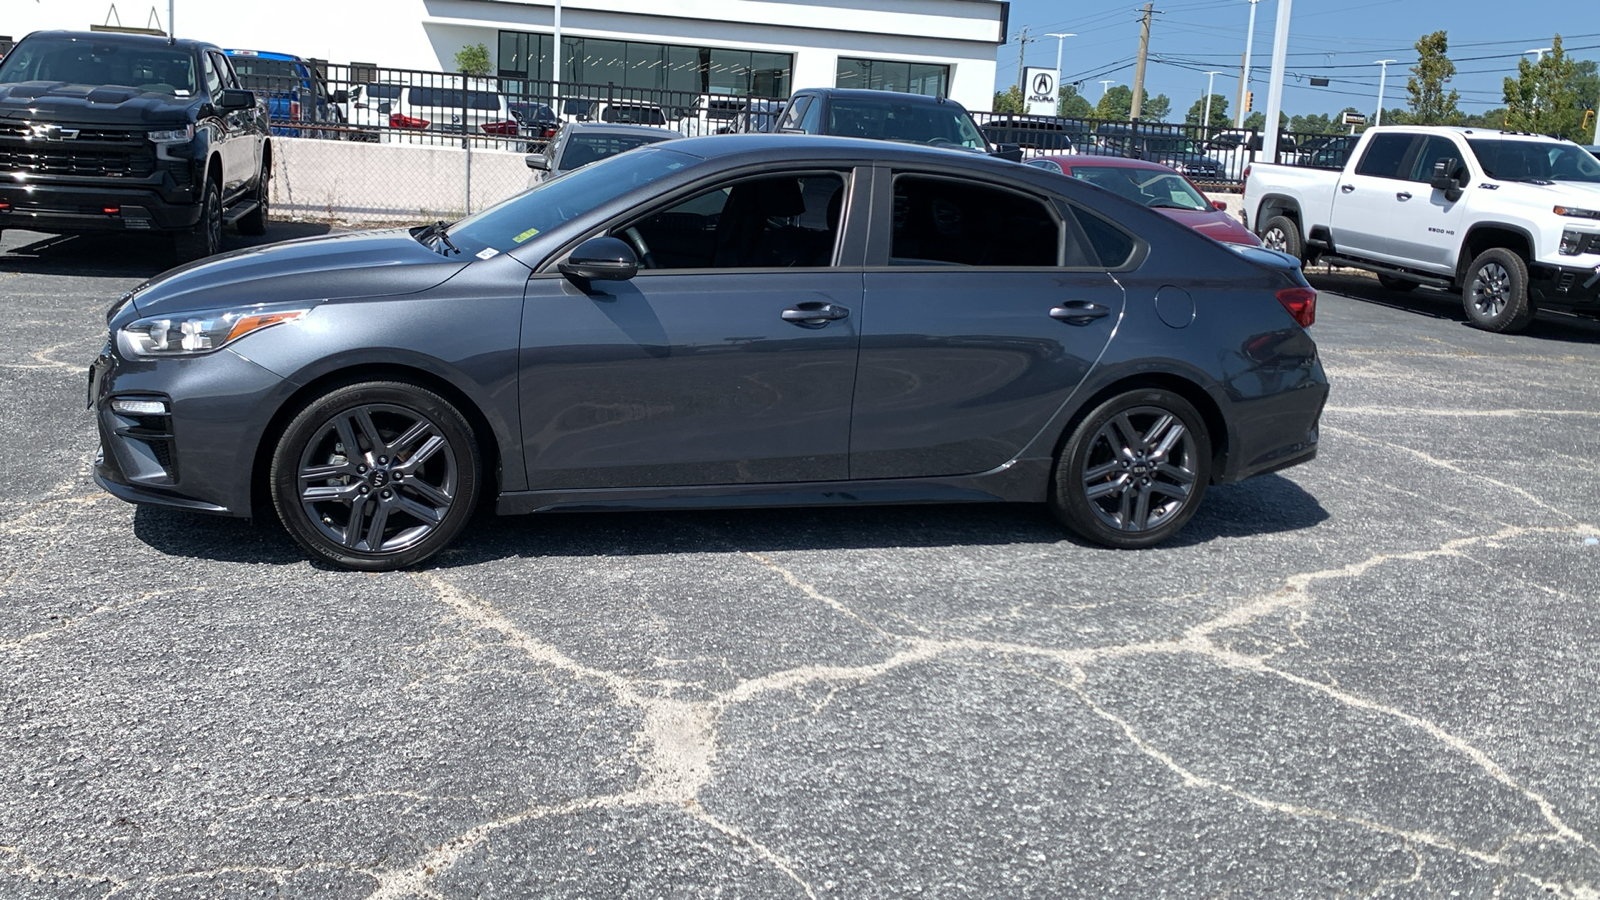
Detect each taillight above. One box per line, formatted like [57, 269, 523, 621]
[289, 99, 301, 121]
[1242, 164, 1251, 181]
[542, 125, 556, 138]
[390, 113, 430, 129]
[1276, 286, 1317, 328]
[480, 119, 519, 136]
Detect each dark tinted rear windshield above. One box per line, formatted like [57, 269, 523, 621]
[825, 99, 986, 150]
[407, 87, 502, 110]
[364, 83, 402, 100]
[0, 36, 197, 96]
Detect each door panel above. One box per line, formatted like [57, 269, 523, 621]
[519, 272, 861, 490]
[851, 270, 1124, 479]
[1328, 132, 1418, 263]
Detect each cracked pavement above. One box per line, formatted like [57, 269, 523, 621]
[3, 230, 1600, 898]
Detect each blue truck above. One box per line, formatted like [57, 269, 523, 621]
[224, 48, 341, 138]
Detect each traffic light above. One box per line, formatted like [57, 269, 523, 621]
[1244, 91, 1254, 112]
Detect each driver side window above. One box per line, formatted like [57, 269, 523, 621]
[614, 173, 847, 270]
[201, 52, 222, 99]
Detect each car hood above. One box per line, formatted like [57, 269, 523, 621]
[123, 229, 471, 318]
[1157, 208, 1261, 246]
[0, 81, 194, 126]
[1492, 179, 1600, 205]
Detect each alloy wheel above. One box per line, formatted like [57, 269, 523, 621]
[1470, 261, 1510, 318]
[1079, 406, 1199, 533]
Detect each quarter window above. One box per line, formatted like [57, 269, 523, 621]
[617, 173, 847, 269]
[890, 176, 1061, 267]
[1354, 133, 1414, 180]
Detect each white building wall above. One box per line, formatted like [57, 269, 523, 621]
[3, 0, 1003, 109]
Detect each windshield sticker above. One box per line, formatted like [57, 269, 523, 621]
[475, 247, 499, 260]
[512, 227, 540, 244]
[174, 90, 190, 96]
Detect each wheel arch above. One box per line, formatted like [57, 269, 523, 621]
[1252, 194, 1302, 235]
[1049, 371, 1230, 484]
[249, 363, 505, 521]
[1457, 223, 1534, 284]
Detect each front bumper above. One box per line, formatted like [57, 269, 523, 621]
[1, 179, 203, 234]
[88, 339, 289, 519]
[1531, 261, 1600, 309]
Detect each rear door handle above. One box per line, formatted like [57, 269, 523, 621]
[781, 302, 850, 326]
[1339, 184, 1355, 193]
[1050, 301, 1111, 325]
[1396, 191, 1412, 201]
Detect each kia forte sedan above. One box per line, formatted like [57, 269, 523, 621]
[89, 134, 1328, 570]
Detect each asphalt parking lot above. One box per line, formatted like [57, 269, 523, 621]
[3, 226, 1599, 898]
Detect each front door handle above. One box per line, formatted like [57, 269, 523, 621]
[1396, 191, 1412, 201]
[1339, 184, 1355, 193]
[781, 302, 850, 327]
[1050, 301, 1111, 325]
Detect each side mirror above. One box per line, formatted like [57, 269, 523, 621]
[559, 236, 638, 287]
[1430, 157, 1459, 192]
[1212, 200, 1228, 211]
[219, 88, 255, 111]
[990, 143, 1024, 163]
[330, 89, 349, 105]
[524, 153, 549, 171]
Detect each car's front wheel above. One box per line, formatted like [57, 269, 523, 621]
[237, 157, 270, 236]
[271, 381, 481, 570]
[1050, 389, 1211, 549]
[173, 178, 222, 261]
[1462, 247, 1535, 333]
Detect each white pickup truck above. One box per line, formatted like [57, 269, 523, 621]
[1243, 125, 1600, 332]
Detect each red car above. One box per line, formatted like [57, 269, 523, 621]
[1026, 155, 1260, 247]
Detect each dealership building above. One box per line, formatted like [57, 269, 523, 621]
[4, 0, 1008, 110]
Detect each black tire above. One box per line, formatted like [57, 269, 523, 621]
[1377, 274, 1417, 292]
[237, 156, 270, 236]
[270, 381, 481, 571]
[1462, 247, 1535, 333]
[173, 178, 222, 261]
[1259, 215, 1303, 261]
[1050, 389, 1212, 549]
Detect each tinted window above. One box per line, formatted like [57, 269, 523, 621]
[1354, 133, 1413, 179]
[1468, 139, 1600, 184]
[407, 87, 503, 111]
[600, 104, 666, 125]
[1068, 206, 1137, 269]
[827, 99, 984, 150]
[558, 132, 672, 170]
[620, 174, 846, 269]
[364, 83, 401, 101]
[1069, 166, 1209, 211]
[891, 176, 1059, 266]
[0, 36, 198, 96]
[1408, 136, 1463, 183]
[776, 95, 810, 131]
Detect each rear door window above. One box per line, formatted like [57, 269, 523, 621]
[1354, 133, 1415, 180]
[889, 175, 1062, 267]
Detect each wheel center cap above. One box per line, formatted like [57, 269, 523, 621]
[1130, 461, 1151, 477]
[368, 469, 389, 488]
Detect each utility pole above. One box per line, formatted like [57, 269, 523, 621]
[1130, 3, 1154, 120]
[1374, 59, 1396, 125]
[1234, 0, 1260, 128]
[1013, 27, 1037, 93]
[1203, 70, 1223, 130]
[1261, 0, 1291, 163]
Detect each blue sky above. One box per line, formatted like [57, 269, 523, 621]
[994, 0, 1594, 118]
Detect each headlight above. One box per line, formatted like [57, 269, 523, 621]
[1554, 205, 1600, 219]
[147, 125, 195, 143]
[117, 305, 308, 358]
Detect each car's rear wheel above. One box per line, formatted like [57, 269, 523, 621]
[173, 178, 222, 261]
[271, 381, 481, 570]
[1259, 215, 1303, 262]
[1377, 274, 1417, 292]
[1050, 389, 1211, 549]
[237, 157, 270, 236]
[1462, 247, 1535, 333]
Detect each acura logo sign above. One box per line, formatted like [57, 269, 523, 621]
[1032, 72, 1055, 96]
[28, 124, 79, 140]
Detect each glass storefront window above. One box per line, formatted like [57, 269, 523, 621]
[497, 30, 791, 98]
[835, 57, 949, 98]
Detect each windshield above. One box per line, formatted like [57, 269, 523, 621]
[558, 132, 672, 170]
[445, 147, 697, 256]
[825, 99, 986, 151]
[0, 36, 197, 96]
[1468, 139, 1600, 184]
[1070, 166, 1211, 211]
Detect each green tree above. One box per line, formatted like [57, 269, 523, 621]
[1058, 84, 1093, 117]
[454, 42, 492, 77]
[1185, 94, 1229, 127]
[992, 85, 1024, 114]
[1095, 84, 1135, 120]
[1406, 30, 1461, 125]
[1289, 112, 1334, 134]
[1142, 93, 1172, 122]
[1503, 34, 1582, 138]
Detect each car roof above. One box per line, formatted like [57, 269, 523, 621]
[566, 123, 680, 137]
[651, 133, 1039, 176]
[224, 49, 304, 62]
[794, 88, 965, 107]
[22, 29, 216, 52]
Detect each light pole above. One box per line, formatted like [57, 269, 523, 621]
[1203, 70, 1223, 130]
[1047, 32, 1076, 93]
[1261, 0, 1291, 162]
[1526, 47, 1552, 62]
[1100, 80, 1117, 98]
[1374, 59, 1396, 126]
[553, 0, 563, 111]
[1235, 0, 1261, 128]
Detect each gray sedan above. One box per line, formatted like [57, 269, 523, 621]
[525, 121, 679, 177]
[89, 134, 1329, 569]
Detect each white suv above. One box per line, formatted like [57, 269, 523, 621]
[382, 81, 520, 147]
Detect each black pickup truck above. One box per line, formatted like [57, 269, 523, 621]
[0, 30, 271, 259]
